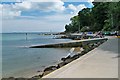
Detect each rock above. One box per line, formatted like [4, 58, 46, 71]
[1, 78, 7, 80]
[94, 43, 98, 47]
[43, 71, 53, 76]
[61, 57, 66, 61]
[37, 70, 42, 72]
[29, 78, 38, 80]
[15, 78, 28, 80]
[66, 55, 71, 59]
[2, 77, 30, 80]
[32, 75, 40, 78]
[64, 58, 73, 63]
[57, 62, 66, 68]
[61, 55, 71, 61]
[79, 51, 86, 55]
[71, 54, 79, 60]
[2, 77, 33, 80]
[1, 77, 15, 80]
[43, 66, 57, 72]
[38, 74, 43, 78]
[1, 77, 14, 80]
[43, 66, 57, 76]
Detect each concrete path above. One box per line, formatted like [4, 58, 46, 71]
[43, 37, 118, 78]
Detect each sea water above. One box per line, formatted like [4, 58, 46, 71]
[1, 33, 71, 78]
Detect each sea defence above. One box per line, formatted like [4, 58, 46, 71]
[42, 37, 118, 78]
[29, 38, 108, 48]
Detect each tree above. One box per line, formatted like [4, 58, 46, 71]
[65, 2, 120, 33]
[91, 2, 109, 31]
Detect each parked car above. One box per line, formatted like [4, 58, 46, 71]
[103, 31, 118, 36]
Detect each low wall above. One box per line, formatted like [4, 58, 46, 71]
[29, 38, 108, 48]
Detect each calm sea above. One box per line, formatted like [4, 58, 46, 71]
[1, 33, 71, 78]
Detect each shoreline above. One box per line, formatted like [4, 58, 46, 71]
[2, 38, 107, 80]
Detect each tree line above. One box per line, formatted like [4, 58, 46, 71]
[65, 2, 120, 33]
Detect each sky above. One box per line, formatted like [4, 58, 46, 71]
[0, 0, 94, 33]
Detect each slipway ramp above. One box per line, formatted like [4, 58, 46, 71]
[29, 38, 107, 48]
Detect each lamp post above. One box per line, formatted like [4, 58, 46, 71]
[78, 21, 80, 33]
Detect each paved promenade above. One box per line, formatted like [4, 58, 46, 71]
[43, 37, 118, 78]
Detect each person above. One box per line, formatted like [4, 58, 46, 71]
[81, 32, 87, 39]
[96, 31, 104, 38]
[99, 31, 104, 38]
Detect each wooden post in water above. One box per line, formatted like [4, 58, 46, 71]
[25, 33, 28, 40]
